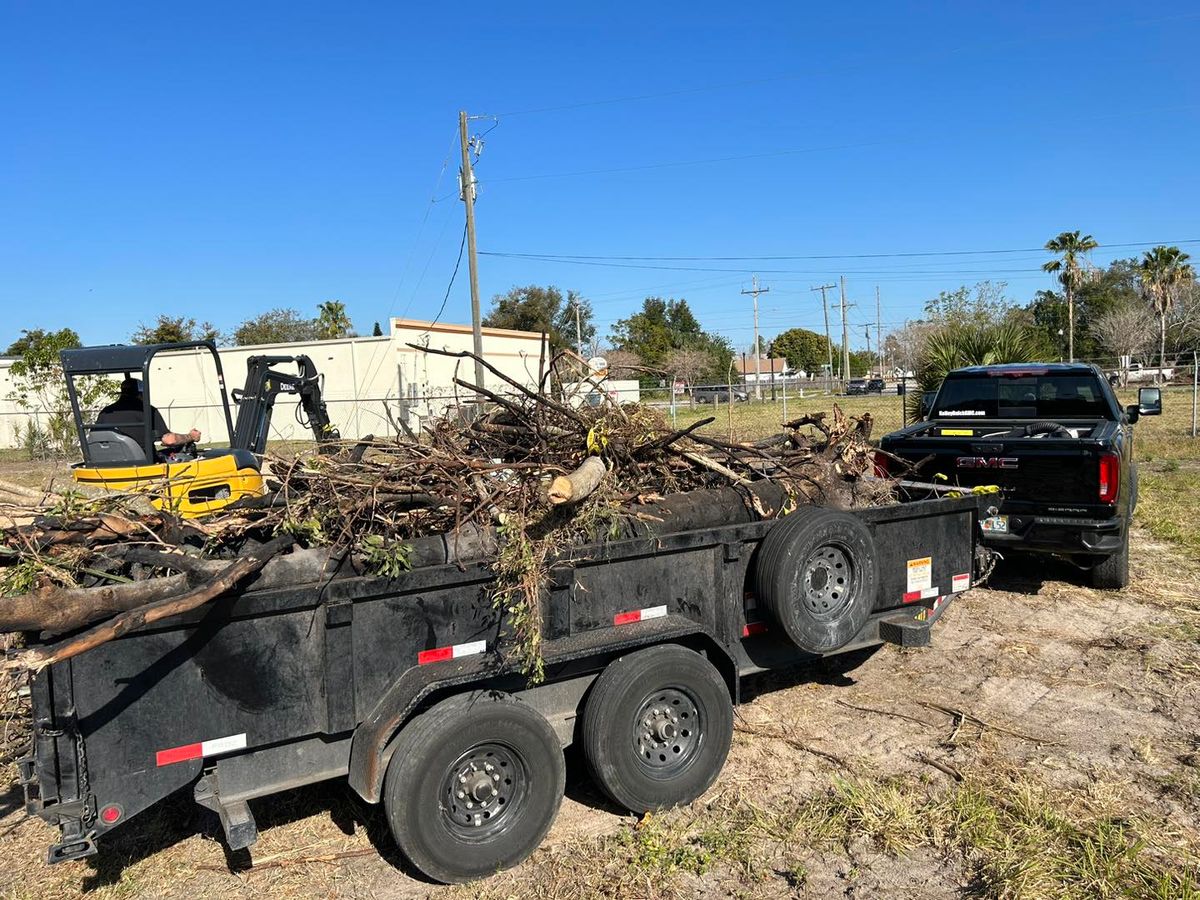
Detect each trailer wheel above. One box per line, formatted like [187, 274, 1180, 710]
[581, 644, 732, 813]
[382, 691, 565, 884]
[755, 507, 878, 653]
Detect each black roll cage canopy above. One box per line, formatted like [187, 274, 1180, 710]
[60, 341, 236, 465]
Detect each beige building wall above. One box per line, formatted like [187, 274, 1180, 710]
[0, 318, 548, 450]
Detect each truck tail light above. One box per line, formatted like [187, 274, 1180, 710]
[1098, 452, 1120, 504]
[873, 450, 892, 478]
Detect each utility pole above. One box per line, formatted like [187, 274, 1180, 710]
[863, 326, 872, 361]
[811, 283, 836, 389]
[458, 110, 486, 394]
[875, 286, 883, 377]
[839, 276, 853, 385]
[741, 275, 769, 399]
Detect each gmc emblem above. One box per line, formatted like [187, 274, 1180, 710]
[956, 456, 1018, 469]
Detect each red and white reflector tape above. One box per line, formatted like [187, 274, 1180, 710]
[952, 573, 971, 592]
[741, 621, 768, 637]
[902, 586, 939, 603]
[613, 605, 667, 626]
[417, 639, 487, 666]
[156, 732, 247, 767]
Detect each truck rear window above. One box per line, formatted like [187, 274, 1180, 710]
[933, 373, 1109, 419]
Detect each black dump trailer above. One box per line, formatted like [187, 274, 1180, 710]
[19, 487, 987, 883]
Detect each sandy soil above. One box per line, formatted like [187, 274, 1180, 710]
[2, 530, 1198, 899]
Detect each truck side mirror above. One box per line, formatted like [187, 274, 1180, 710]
[1137, 386, 1163, 417]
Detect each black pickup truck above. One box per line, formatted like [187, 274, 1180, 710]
[880, 363, 1162, 589]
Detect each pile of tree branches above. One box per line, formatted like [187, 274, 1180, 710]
[0, 347, 893, 677]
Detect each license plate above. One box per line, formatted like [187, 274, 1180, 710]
[981, 515, 1009, 534]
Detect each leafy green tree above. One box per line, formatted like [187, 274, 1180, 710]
[483, 285, 595, 353]
[767, 327, 828, 373]
[908, 322, 1042, 419]
[610, 298, 703, 366]
[316, 300, 353, 340]
[233, 308, 319, 346]
[131, 315, 222, 345]
[1043, 231, 1098, 362]
[610, 297, 731, 384]
[372, 321, 384, 337]
[1138, 245, 1196, 379]
[5, 328, 116, 457]
[923, 281, 1015, 329]
[848, 350, 875, 377]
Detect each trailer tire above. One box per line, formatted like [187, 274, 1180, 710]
[755, 507, 878, 653]
[581, 645, 732, 813]
[382, 691, 565, 884]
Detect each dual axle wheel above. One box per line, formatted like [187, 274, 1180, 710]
[382, 645, 732, 884]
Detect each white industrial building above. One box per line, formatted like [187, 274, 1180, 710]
[0, 318, 548, 449]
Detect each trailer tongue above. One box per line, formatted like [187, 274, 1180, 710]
[19, 488, 987, 883]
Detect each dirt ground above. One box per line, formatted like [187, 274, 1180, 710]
[3, 524, 1198, 899]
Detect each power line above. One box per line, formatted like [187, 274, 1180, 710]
[482, 239, 1200, 263]
[423, 224, 469, 334]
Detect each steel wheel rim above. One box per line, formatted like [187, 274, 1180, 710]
[631, 687, 703, 779]
[441, 742, 527, 841]
[801, 543, 855, 619]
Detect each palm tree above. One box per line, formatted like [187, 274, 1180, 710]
[907, 321, 1041, 420]
[1138, 246, 1195, 383]
[1042, 231, 1098, 362]
[316, 301, 352, 340]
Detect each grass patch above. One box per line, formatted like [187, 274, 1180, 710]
[1137, 468, 1200, 560]
[458, 762, 1198, 900]
[800, 766, 1200, 900]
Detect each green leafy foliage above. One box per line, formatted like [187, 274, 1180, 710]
[924, 281, 1017, 329]
[908, 321, 1041, 418]
[6, 327, 115, 457]
[131, 315, 222, 345]
[233, 307, 320, 346]
[483, 285, 594, 353]
[316, 300, 353, 340]
[768, 327, 829, 373]
[359, 535, 413, 577]
[1139, 245, 1195, 373]
[491, 519, 546, 684]
[279, 515, 326, 544]
[611, 297, 733, 383]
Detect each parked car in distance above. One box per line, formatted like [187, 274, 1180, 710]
[692, 386, 749, 403]
[846, 378, 885, 395]
[1111, 362, 1174, 383]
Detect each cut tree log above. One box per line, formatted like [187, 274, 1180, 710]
[4, 534, 295, 673]
[547, 456, 608, 505]
[0, 574, 189, 636]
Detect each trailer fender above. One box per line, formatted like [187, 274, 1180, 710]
[348, 654, 502, 803]
[348, 617, 737, 804]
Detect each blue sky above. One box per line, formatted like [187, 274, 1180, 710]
[2, 2, 1197, 353]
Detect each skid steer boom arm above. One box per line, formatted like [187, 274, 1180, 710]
[231, 355, 341, 455]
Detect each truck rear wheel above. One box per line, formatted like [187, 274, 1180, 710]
[1090, 531, 1130, 590]
[382, 691, 565, 884]
[581, 645, 732, 813]
[755, 507, 879, 653]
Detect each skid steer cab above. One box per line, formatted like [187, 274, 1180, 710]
[63, 341, 264, 518]
[61, 341, 341, 518]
